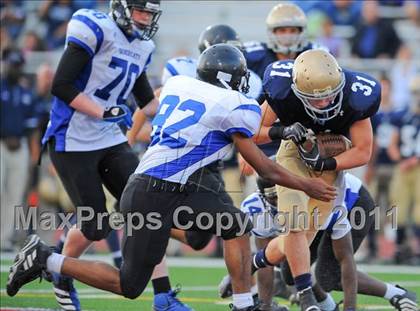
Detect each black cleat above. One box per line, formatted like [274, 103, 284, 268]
[298, 287, 320, 311]
[389, 285, 418, 311]
[7, 235, 52, 297]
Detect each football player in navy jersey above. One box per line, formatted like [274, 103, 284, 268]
[240, 2, 325, 176]
[388, 75, 420, 266]
[250, 49, 381, 311]
[10, 1, 190, 310]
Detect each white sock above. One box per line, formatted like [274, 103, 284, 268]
[384, 283, 405, 300]
[318, 293, 336, 311]
[46, 253, 65, 274]
[232, 292, 254, 308]
[251, 284, 258, 295]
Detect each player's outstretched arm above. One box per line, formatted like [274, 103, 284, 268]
[332, 233, 357, 310]
[334, 118, 373, 170]
[233, 133, 336, 202]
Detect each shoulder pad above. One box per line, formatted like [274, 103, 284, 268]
[67, 9, 110, 55]
[262, 60, 295, 100]
[244, 41, 268, 63]
[345, 70, 381, 118]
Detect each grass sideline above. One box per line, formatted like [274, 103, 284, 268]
[1, 257, 419, 311]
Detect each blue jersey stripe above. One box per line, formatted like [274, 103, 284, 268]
[72, 14, 104, 54]
[326, 188, 360, 232]
[242, 196, 259, 207]
[226, 127, 253, 138]
[143, 130, 230, 180]
[165, 62, 179, 76]
[233, 104, 262, 116]
[67, 36, 94, 57]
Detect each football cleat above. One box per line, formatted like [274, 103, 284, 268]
[53, 273, 81, 311]
[7, 235, 52, 297]
[389, 285, 418, 311]
[153, 286, 193, 311]
[219, 274, 233, 298]
[299, 287, 321, 311]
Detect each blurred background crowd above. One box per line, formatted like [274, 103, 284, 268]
[1, 0, 419, 264]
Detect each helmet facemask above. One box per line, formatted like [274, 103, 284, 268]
[267, 27, 307, 54]
[291, 72, 346, 123]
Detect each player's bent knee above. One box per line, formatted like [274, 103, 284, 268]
[120, 269, 149, 299]
[185, 231, 213, 250]
[220, 214, 253, 240]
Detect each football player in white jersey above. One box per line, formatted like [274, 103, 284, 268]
[225, 172, 417, 311]
[8, 44, 336, 311]
[31, 1, 190, 310]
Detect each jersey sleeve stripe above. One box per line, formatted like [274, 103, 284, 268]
[143, 130, 230, 180]
[165, 62, 179, 76]
[225, 127, 253, 138]
[67, 36, 94, 57]
[233, 104, 262, 116]
[71, 14, 104, 54]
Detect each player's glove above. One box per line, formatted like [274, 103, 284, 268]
[297, 143, 337, 172]
[102, 105, 133, 129]
[268, 122, 308, 144]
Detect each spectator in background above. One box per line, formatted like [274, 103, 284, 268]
[364, 74, 398, 262]
[390, 45, 418, 110]
[315, 15, 343, 57]
[22, 31, 46, 56]
[0, 48, 39, 251]
[38, 0, 75, 50]
[351, 0, 401, 58]
[0, 0, 25, 40]
[319, 0, 362, 26]
[0, 26, 12, 54]
[388, 76, 420, 265]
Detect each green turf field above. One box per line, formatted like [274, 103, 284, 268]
[1, 257, 419, 311]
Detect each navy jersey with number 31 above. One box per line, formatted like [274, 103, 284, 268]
[263, 60, 381, 136]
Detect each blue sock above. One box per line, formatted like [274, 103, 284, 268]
[252, 248, 272, 272]
[294, 273, 312, 292]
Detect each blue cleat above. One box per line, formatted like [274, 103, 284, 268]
[52, 273, 81, 311]
[153, 286, 194, 311]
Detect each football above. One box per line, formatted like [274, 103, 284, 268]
[301, 132, 352, 158]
